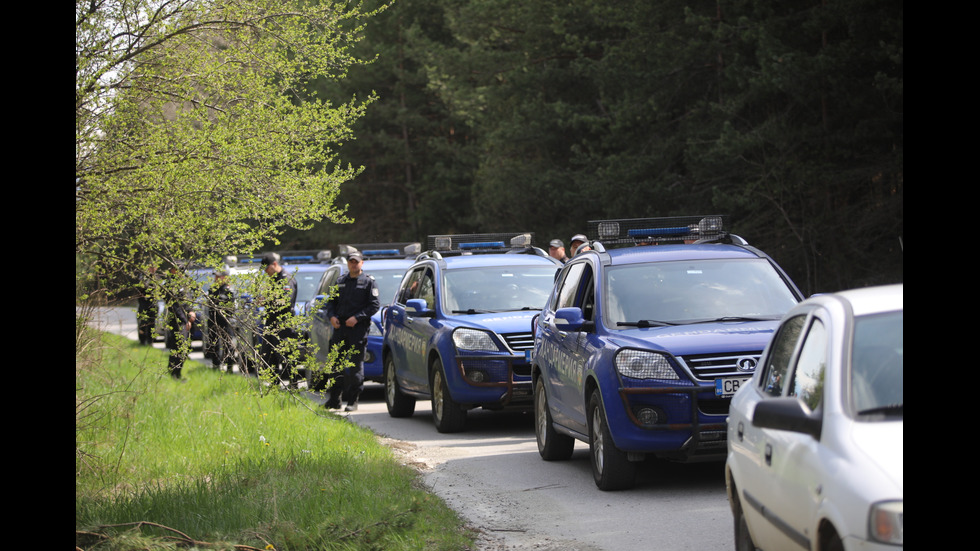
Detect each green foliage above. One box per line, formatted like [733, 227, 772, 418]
[76, 0, 383, 294]
[76, 332, 473, 551]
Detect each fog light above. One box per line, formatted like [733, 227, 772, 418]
[364, 350, 375, 363]
[466, 370, 486, 383]
[634, 407, 663, 427]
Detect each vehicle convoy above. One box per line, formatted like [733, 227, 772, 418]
[308, 243, 419, 383]
[382, 233, 561, 432]
[530, 216, 804, 490]
[726, 284, 903, 551]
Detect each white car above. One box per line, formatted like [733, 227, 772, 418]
[725, 284, 903, 551]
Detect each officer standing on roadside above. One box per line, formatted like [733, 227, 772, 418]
[324, 251, 380, 411]
[207, 269, 236, 371]
[261, 253, 299, 386]
[548, 239, 569, 264]
[164, 263, 196, 381]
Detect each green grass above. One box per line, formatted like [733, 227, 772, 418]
[76, 331, 475, 550]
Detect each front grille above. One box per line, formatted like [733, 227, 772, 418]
[679, 351, 762, 381]
[501, 331, 534, 352]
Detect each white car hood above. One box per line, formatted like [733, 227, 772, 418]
[849, 420, 904, 492]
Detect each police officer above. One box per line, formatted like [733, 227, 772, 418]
[548, 239, 569, 264]
[569, 234, 591, 257]
[164, 263, 196, 381]
[207, 269, 236, 370]
[324, 251, 380, 411]
[260, 253, 299, 386]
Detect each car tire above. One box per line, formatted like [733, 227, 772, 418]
[431, 362, 466, 433]
[384, 354, 416, 418]
[588, 389, 636, 490]
[535, 379, 574, 460]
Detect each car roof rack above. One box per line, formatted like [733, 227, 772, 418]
[587, 216, 746, 247]
[338, 242, 422, 260]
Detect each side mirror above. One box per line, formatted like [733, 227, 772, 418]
[406, 298, 435, 317]
[554, 307, 593, 332]
[752, 398, 822, 440]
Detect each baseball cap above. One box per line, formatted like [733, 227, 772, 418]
[261, 252, 280, 266]
[347, 251, 363, 262]
[570, 234, 588, 244]
[549, 239, 563, 249]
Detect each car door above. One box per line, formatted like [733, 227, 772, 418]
[733, 313, 805, 549]
[309, 266, 343, 361]
[540, 260, 596, 435]
[757, 314, 827, 551]
[737, 311, 828, 551]
[387, 265, 437, 393]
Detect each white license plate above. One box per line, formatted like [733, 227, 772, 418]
[715, 377, 750, 397]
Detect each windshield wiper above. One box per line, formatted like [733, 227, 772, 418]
[501, 306, 540, 312]
[617, 319, 678, 328]
[452, 308, 496, 314]
[857, 403, 904, 416]
[692, 316, 779, 324]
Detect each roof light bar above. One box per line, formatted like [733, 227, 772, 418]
[426, 232, 537, 254]
[588, 216, 731, 246]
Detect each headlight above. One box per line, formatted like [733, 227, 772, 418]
[869, 500, 903, 545]
[368, 322, 382, 337]
[453, 328, 500, 351]
[614, 349, 679, 380]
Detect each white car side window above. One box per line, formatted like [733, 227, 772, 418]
[761, 314, 806, 397]
[789, 318, 826, 411]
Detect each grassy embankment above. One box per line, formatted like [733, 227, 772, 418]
[76, 330, 474, 550]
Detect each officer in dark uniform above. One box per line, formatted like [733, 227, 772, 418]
[207, 269, 236, 370]
[164, 264, 196, 380]
[324, 251, 380, 411]
[260, 253, 299, 386]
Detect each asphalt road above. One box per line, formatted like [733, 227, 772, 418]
[86, 306, 734, 551]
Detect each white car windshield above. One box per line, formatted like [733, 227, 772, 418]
[851, 310, 903, 417]
[443, 266, 557, 313]
[603, 258, 798, 328]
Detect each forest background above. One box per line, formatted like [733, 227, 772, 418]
[281, 0, 902, 296]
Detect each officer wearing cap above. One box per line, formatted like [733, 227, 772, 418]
[324, 251, 380, 411]
[569, 234, 591, 257]
[548, 239, 569, 263]
[260, 253, 299, 385]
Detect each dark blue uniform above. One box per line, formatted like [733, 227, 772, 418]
[261, 269, 298, 382]
[325, 271, 380, 408]
[207, 280, 236, 369]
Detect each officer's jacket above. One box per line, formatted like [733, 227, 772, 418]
[325, 272, 381, 326]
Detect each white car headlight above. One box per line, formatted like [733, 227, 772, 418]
[614, 349, 679, 380]
[452, 328, 499, 351]
[869, 500, 903, 545]
[368, 321, 382, 337]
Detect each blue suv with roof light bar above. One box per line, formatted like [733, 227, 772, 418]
[383, 233, 561, 432]
[530, 216, 804, 490]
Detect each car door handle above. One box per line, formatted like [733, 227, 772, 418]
[737, 422, 744, 441]
[764, 443, 773, 466]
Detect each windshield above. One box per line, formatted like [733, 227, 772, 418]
[602, 258, 798, 327]
[443, 266, 557, 313]
[365, 268, 407, 305]
[294, 269, 328, 303]
[851, 310, 903, 416]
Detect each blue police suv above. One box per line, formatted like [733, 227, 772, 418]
[531, 217, 804, 490]
[383, 233, 561, 432]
